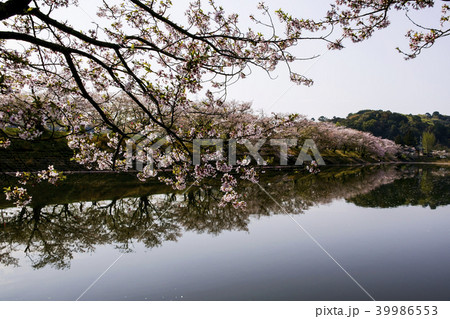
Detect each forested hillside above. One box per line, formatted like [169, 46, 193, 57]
[326, 110, 449, 150]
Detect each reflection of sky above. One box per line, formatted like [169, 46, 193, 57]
[48, 0, 450, 119]
[1, 200, 449, 301]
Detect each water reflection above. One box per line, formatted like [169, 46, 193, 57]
[0, 165, 448, 270]
[347, 167, 449, 209]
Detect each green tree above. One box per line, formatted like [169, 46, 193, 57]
[422, 132, 436, 155]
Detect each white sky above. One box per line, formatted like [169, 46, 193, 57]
[60, 1, 450, 119]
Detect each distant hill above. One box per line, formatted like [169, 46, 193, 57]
[324, 110, 450, 149]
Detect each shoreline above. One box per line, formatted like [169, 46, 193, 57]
[1, 161, 449, 176]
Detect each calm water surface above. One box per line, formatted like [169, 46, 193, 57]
[0, 164, 449, 300]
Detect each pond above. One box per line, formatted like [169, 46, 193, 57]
[0, 164, 449, 300]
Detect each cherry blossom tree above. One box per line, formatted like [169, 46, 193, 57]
[0, 0, 329, 207]
[1, 0, 436, 208]
[318, 0, 450, 59]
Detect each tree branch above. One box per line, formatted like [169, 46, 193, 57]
[0, 0, 31, 21]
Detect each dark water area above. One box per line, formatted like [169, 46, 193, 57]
[0, 164, 449, 300]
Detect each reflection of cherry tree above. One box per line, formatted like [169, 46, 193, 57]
[348, 166, 450, 209]
[253, 166, 406, 212]
[0, 165, 415, 269]
[1, 205, 103, 269]
[175, 189, 252, 234]
[0, 196, 183, 269]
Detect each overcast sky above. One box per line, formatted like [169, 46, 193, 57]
[65, 1, 450, 119]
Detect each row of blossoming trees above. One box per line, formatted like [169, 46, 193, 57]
[0, 0, 447, 207]
[1, 94, 402, 207]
